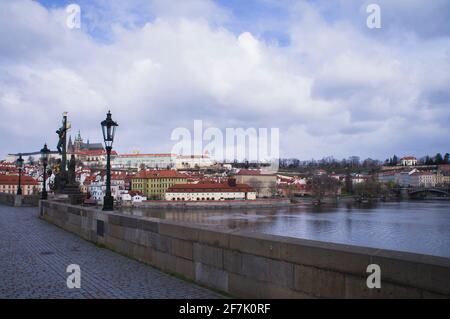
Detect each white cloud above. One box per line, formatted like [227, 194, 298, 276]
[0, 0, 449, 160]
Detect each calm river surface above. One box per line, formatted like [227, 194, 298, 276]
[122, 200, 450, 258]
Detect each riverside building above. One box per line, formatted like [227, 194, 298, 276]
[131, 170, 187, 199]
[165, 179, 256, 201]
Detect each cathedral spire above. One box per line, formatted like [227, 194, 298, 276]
[74, 130, 83, 152]
[67, 135, 73, 152]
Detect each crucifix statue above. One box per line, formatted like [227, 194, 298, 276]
[56, 112, 70, 173]
[52, 112, 81, 201]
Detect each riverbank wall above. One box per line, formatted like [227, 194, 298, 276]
[134, 198, 292, 210]
[40, 200, 450, 299]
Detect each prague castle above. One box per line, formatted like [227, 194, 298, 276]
[67, 131, 104, 153]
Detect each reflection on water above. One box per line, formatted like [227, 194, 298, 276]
[121, 201, 450, 258]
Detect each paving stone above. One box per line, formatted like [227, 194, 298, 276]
[0, 205, 220, 299]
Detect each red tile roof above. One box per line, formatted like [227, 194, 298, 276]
[129, 190, 144, 197]
[134, 170, 188, 179]
[236, 169, 276, 176]
[0, 166, 17, 172]
[118, 153, 175, 158]
[236, 169, 261, 176]
[167, 183, 255, 193]
[0, 175, 39, 185]
[177, 155, 210, 159]
[70, 150, 118, 156]
[83, 176, 97, 185]
[112, 174, 127, 180]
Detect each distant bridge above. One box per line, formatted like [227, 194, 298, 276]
[408, 187, 450, 196]
[393, 186, 450, 198]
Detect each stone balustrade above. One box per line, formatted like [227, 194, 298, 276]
[0, 193, 39, 207]
[39, 200, 450, 298]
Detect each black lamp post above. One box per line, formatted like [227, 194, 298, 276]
[40, 144, 50, 200]
[16, 154, 24, 195]
[101, 111, 118, 211]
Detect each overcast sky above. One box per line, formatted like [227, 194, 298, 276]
[1, 0, 449, 161]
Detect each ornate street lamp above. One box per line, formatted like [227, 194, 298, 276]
[101, 111, 118, 211]
[16, 154, 24, 195]
[40, 144, 51, 200]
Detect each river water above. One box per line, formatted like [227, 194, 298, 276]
[123, 200, 450, 258]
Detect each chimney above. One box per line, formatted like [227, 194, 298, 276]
[228, 177, 237, 187]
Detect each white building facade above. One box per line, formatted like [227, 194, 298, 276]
[175, 155, 215, 170]
[88, 178, 120, 203]
[410, 172, 437, 187]
[113, 153, 176, 169]
[165, 183, 256, 201]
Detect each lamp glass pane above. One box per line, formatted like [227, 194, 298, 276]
[16, 157, 23, 168]
[107, 126, 112, 140]
[102, 124, 107, 142]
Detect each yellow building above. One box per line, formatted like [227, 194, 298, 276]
[131, 170, 187, 199]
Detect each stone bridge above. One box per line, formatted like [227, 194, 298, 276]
[0, 204, 220, 299]
[408, 187, 450, 197]
[393, 187, 450, 199]
[38, 200, 450, 298]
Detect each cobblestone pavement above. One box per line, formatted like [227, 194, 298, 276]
[0, 205, 220, 299]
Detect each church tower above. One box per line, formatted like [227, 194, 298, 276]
[67, 135, 74, 153]
[74, 130, 83, 152]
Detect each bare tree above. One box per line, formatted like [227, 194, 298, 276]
[311, 175, 340, 202]
[353, 179, 382, 198]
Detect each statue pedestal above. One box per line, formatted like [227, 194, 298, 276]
[61, 183, 81, 194]
[54, 172, 84, 205]
[60, 183, 84, 205]
[69, 193, 84, 205]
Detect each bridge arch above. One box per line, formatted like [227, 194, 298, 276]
[409, 189, 450, 196]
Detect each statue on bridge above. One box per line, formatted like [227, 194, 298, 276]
[68, 155, 76, 185]
[52, 113, 82, 204]
[56, 126, 66, 154]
